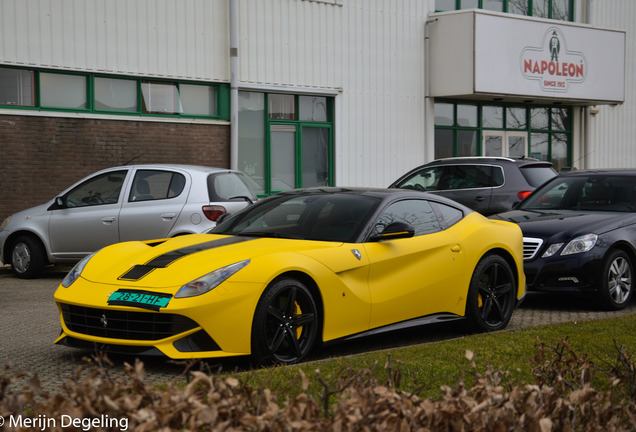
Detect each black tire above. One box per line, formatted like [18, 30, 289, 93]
[251, 277, 319, 365]
[10, 235, 46, 279]
[598, 249, 633, 311]
[465, 254, 516, 332]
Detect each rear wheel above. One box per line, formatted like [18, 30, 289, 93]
[251, 277, 319, 365]
[598, 249, 633, 310]
[11, 235, 46, 279]
[465, 254, 516, 332]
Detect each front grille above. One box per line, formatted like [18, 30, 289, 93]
[523, 237, 543, 260]
[61, 304, 198, 341]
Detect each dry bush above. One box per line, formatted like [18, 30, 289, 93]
[1, 339, 635, 431]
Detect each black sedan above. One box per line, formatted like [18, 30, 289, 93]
[493, 170, 636, 310]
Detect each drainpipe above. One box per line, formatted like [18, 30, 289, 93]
[229, 0, 239, 170]
[582, 0, 592, 169]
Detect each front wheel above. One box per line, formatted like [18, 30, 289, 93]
[11, 235, 46, 279]
[465, 254, 516, 332]
[251, 277, 320, 365]
[598, 249, 633, 310]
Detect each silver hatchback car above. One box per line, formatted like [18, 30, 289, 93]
[0, 164, 257, 278]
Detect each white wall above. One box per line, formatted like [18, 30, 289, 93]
[0, 0, 230, 81]
[586, 0, 636, 168]
[237, 0, 431, 187]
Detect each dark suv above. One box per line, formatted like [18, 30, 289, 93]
[389, 157, 557, 215]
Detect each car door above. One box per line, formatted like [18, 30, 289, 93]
[439, 164, 493, 214]
[49, 169, 129, 259]
[118, 168, 190, 241]
[363, 199, 465, 329]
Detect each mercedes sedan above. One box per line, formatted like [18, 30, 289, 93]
[493, 170, 636, 310]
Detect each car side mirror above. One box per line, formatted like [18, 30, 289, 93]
[48, 196, 67, 210]
[216, 212, 232, 225]
[370, 221, 415, 242]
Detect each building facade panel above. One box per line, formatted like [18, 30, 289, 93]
[586, 0, 636, 169]
[0, 0, 230, 80]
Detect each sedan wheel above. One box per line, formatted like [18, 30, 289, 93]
[251, 278, 319, 365]
[11, 236, 45, 279]
[466, 254, 516, 332]
[599, 250, 633, 310]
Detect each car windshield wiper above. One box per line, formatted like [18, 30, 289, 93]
[236, 231, 302, 239]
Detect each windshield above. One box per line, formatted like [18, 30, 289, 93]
[214, 191, 381, 242]
[521, 175, 636, 212]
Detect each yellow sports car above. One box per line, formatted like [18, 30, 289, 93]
[54, 187, 525, 364]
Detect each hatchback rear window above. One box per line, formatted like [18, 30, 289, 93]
[208, 172, 258, 202]
[519, 165, 558, 187]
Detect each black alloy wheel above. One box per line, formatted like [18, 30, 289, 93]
[599, 249, 633, 311]
[466, 254, 516, 332]
[251, 277, 319, 365]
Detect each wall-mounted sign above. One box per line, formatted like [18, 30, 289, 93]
[521, 27, 586, 93]
[429, 10, 625, 105]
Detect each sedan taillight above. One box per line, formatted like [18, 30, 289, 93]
[517, 190, 532, 200]
[202, 205, 227, 221]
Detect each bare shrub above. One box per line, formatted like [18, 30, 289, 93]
[1, 340, 635, 431]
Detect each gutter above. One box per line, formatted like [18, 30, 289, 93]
[230, 0, 239, 170]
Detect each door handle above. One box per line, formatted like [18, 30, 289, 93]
[101, 217, 116, 224]
[451, 245, 461, 253]
[161, 213, 177, 220]
[474, 196, 485, 202]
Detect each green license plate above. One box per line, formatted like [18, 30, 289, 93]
[108, 289, 172, 310]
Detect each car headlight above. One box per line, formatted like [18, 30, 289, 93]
[561, 234, 598, 255]
[61, 252, 97, 288]
[0, 216, 11, 231]
[542, 243, 563, 258]
[175, 259, 250, 298]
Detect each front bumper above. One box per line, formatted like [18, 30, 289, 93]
[54, 277, 264, 359]
[523, 251, 604, 293]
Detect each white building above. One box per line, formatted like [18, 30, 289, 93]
[0, 0, 632, 219]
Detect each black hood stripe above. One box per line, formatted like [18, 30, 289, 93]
[118, 236, 254, 281]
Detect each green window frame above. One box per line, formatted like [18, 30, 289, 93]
[435, 0, 574, 21]
[434, 101, 572, 171]
[0, 66, 229, 120]
[238, 90, 335, 197]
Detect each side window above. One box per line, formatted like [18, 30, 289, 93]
[374, 199, 441, 237]
[432, 202, 464, 228]
[493, 166, 504, 187]
[65, 170, 126, 208]
[129, 170, 186, 202]
[447, 165, 493, 190]
[396, 166, 446, 191]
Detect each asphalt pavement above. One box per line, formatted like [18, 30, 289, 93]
[1, 263, 635, 394]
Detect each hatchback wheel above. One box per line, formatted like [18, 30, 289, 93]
[599, 249, 633, 310]
[11, 235, 46, 279]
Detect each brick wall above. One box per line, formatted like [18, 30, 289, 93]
[0, 114, 230, 221]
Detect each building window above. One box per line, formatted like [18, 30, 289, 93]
[435, 0, 573, 21]
[0, 66, 228, 120]
[142, 81, 180, 114]
[40, 72, 87, 109]
[434, 101, 572, 171]
[239, 91, 334, 196]
[95, 77, 137, 112]
[0, 67, 35, 106]
[180, 84, 218, 116]
[269, 94, 296, 120]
